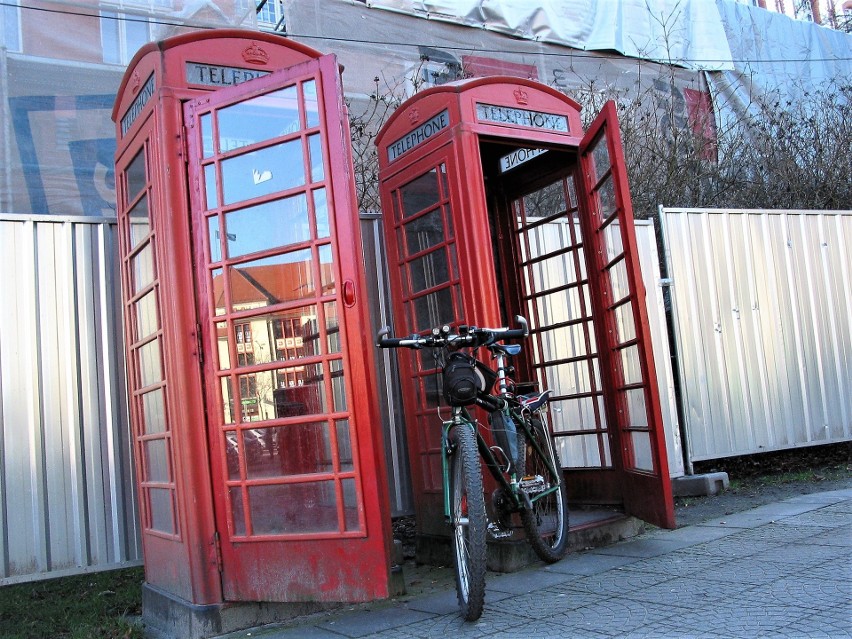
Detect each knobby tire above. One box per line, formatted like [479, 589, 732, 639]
[518, 415, 570, 563]
[449, 422, 487, 621]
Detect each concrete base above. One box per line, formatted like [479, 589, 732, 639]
[141, 563, 406, 639]
[672, 472, 730, 497]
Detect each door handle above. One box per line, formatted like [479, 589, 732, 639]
[343, 279, 356, 307]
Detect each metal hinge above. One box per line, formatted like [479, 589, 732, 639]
[180, 126, 189, 163]
[195, 323, 204, 365]
[213, 531, 223, 573]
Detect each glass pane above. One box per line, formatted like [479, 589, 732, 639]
[324, 301, 340, 354]
[561, 433, 606, 469]
[225, 431, 240, 480]
[217, 85, 299, 152]
[148, 488, 174, 534]
[135, 290, 158, 340]
[342, 478, 359, 531]
[550, 396, 600, 433]
[221, 140, 305, 206]
[224, 193, 310, 259]
[128, 196, 150, 249]
[201, 113, 214, 157]
[138, 339, 162, 387]
[211, 268, 225, 316]
[614, 301, 636, 344]
[248, 481, 338, 535]
[620, 344, 643, 385]
[539, 323, 590, 362]
[221, 377, 235, 425]
[144, 438, 169, 482]
[132, 243, 154, 293]
[336, 419, 353, 472]
[303, 79, 320, 128]
[308, 133, 324, 182]
[239, 362, 326, 422]
[319, 245, 334, 294]
[400, 169, 440, 218]
[624, 389, 649, 428]
[314, 188, 329, 238]
[630, 431, 654, 472]
[141, 389, 166, 435]
[330, 359, 346, 412]
[409, 249, 449, 294]
[205, 164, 218, 210]
[404, 208, 445, 254]
[126, 149, 147, 202]
[590, 135, 611, 180]
[597, 176, 616, 218]
[609, 257, 630, 302]
[227, 249, 314, 310]
[412, 287, 454, 331]
[230, 486, 246, 535]
[228, 305, 322, 365]
[208, 216, 222, 263]
[523, 181, 566, 222]
[244, 423, 332, 478]
[603, 219, 624, 264]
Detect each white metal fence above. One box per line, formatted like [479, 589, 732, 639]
[0, 214, 141, 584]
[661, 207, 852, 465]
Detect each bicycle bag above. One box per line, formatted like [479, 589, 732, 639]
[443, 352, 493, 406]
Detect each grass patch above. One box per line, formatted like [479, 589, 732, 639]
[0, 567, 144, 639]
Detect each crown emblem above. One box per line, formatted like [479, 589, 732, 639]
[242, 42, 269, 66]
[513, 87, 529, 105]
[407, 107, 420, 124]
[131, 70, 142, 94]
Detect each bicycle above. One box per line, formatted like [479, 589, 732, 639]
[377, 316, 570, 620]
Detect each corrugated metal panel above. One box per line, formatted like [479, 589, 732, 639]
[0, 214, 141, 584]
[661, 208, 852, 462]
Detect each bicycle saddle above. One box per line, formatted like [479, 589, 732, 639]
[519, 389, 553, 412]
[492, 343, 522, 356]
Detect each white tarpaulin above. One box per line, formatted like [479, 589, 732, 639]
[364, 0, 735, 70]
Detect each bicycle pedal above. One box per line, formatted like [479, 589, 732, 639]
[487, 522, 513, 540]
[519, 474, 548, 494]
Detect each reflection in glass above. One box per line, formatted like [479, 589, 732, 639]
[225, 431, 240, 480]
[227, 250, 314, 311]
[141, 389, 166, 434]
[342, 478, 360, 531]
[620, 344, 643, 385]
[412, 287, 454, 331]
[614, 301, 637, 344]
[239, 362, 326, 423]
[249, 481, 339, 534]
[404, 208, 445, 254]
[219, 304, 323, 366]
[215, 321, 230, 369]
[314, 188, 329, 238]
[230, 487, 246, 535]
[148, 488, 174, 533]
[319, 245, 334, 294]
[225, 194, 310, 259]
[211, 268, 225, 316]
[135, 291, 158, 340]
[331, 359, 346, 412]
[324, 302, 340, 353]
[201, 113, 214, 157]
[243, 423, 332, 479]
[126, 149, 147, 202]
[132, 243, 154, 293]
[630, 431, 654, 472]
[591, 136, 611, 180]
[144, 439, 169, 482]
[138, 339, 162, 387]
[597, 176, 616, 218]
[609, 257, 630, 303]
[205, 164, 218, 210]
[221, 377, 235, 424]
[400, 169, 440, 218]
[221, 140, 305, 206]
[409, 250, 449, 294]
[217, 85, 299, 152]
[624, 388, 649, 428]
[303, 79, 319, 128]
[128, 196, 150, 248]
[336, 419, 353, 471]
[308, 133, 324, 182]
[523, 181, 566, 223]
[208, 216, 222, 263]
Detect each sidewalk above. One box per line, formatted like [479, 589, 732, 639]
[219, 488, 852, 638]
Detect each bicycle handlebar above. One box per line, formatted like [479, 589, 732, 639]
[376, 315, 529, 350]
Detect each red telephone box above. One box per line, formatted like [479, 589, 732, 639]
[112, 30, 392, 634]
[375, 78, 675, 550]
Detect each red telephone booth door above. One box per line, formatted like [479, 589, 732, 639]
[183, 55, 391, 602]
[575, 103, 674, 528]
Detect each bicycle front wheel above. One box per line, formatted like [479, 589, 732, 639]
[449, 422, 487, 621]
[518, 415, 570, 563]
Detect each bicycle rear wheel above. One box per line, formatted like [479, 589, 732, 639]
[518, 414, 570, 563]
[449, 422, 487, 621]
